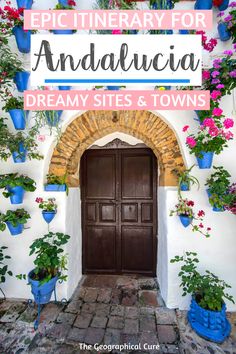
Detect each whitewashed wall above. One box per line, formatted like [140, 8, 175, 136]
[0, 0, 236, 311]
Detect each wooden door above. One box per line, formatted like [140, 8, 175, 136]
[81, 148, 157, 276]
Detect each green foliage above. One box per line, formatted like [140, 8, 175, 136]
[0, 123, 43, 161]
[34, 111, 62, 139]
[0, 246, 12, 284]
[46, 174, 69, 195]
[2, 96, 24, 111]
[36, 197, 57, 212]
[17, 232, 70, 284]
[173, 165, 200, 194]
[170, 252, 235, 311]
[205, 166, 233, 209]
[1, 209, 30, 228]
[0, 43, 23, 88]
[150, 0, 179, 9]
[0, 173, 36, 199]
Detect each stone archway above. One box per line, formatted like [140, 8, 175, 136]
[49, 110, 185, 186]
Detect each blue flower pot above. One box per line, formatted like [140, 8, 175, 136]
[12, 143, 27, 163]
[179, 30, 190, 34]
[44, 184, 67, 192]
[13, 26, 31, 53]
[218, 0, 229, 10]
[28, 270, 58, 304]
[196, 152, 214, 169]
[206, 189, 224, 212]
[107, 86, 120, 91]
[17, 0, 33, 9]
[6, 222, 24, 236]
[188, 297, 231, 343]
[194, 110, 202, 124]
[218, 23, 231, 42]
[52, 30, 74, 35]
[14, 71, 30, 92]
[45, 111, 63, 127]
[129, 30, 138, 34]
[9, 110, 28, 130]
[194, 0, 212, 9]
[58, 86, 71, 90]
[42, 211, 56, 224]
[7, 186, 25, 204]
[58, 0, 69, 6]
[180, 182, 190, 191]
[179, 215, 192, 228]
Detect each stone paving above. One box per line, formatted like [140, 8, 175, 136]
[0, 275, 235, 354]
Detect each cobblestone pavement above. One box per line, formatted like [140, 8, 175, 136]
[0, 275, 235, 354]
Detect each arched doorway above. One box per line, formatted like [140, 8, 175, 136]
[80, 141, 157, 276]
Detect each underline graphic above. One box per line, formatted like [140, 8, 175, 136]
[45, 79, 190, 84]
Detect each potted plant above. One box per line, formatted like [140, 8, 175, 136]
[172, 165, 200, 192]
[170, 198, 211, 237]
[183, 120, 233, 169]
[205, 166, 232, 211]
[0, 173, 36, 205]
[194, 0, 212, 9]
[0, 6, 32, 53]
[34, 111, 63, 138]
[0, 42, 26, 91]
[52, 1, 77, 35]
[35, 197, 57, 224]
[224, 183, 236, 215]
[171, 252, 234, 343]
[218, 2, 236, 43]
[150, 0, 179, 9]
[1, 209, 30, 236]
[16, 0, 33, 9]
[0, 246, 13, 299]
[17, 232, 70, 305]
[2, 96, 28, 130]
[44, 174, 68, 193]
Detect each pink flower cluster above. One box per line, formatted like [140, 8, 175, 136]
[196, 31, 217, 52]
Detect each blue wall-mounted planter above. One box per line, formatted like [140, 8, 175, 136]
[107, 86, 120, 91]
[58, 86, 71, 90]
[58, 0, 69, 6]
[52, 29, 74, 34]
[196, 151, 214, 169]
[44, 184, 67, 192]
[6, 221, 24, 236]
[6, 186, 25, 204]
[13, 26, 31, 53]
[17, 0, 33, 9]
[179, 215, 192, 228]
[42, 211, 56, 224]
[45, 111, 63, 127]
[218, 0, 229, 10]
[206, 189, 224, 212]
[179, 30, 190, 34]
[14, 71, 30, 92]
[28, 270, 58, 304]
[12, 143, 27, 164]
[188, 297, 231, 343]
[180, 182, 190, 191]
[194, 0, 212, 9]
[218, 23, 231, 42]
[9, 110, 28, 130]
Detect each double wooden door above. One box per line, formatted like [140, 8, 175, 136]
[81, 148, 157, 276]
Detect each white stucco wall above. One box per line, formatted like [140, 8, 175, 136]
[0, 0, 236, 311]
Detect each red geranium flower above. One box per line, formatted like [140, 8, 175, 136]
[198, 210, 205, 217]
[187, 200, 194, 207]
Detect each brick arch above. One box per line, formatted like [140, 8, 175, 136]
[49, 110, 185, 187]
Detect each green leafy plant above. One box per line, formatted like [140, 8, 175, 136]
[0, 173, 36, 199]
[150, 0, 179, 9]
[1, 209, 30, 229]
[170, 252, 235, 311]
[0, 42, 23, 88]
[0, 246, 13, 299]
[173, 165, 200, 194]
[17, 232, 70, 284]
[34, 111, 62, 139]
[46, 174, 69, 195]
[205, 166, 232, 209]
[35, 197, 57, 212]
[2, 96, 24, 112]
[0, 118, 10, 161]
[219, 4, 236, 44]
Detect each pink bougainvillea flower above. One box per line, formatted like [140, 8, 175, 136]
[198, 210, 205, 217]
[224, 131, 234, 140]
[212, 107, 223, 116]
[203, 118, 215, 128]
[209, 127, 219, 137]
[202, 70, 210, 80]
[182, 125, 189, 132]
[229, 70, 236, 78]
[229, 1, 236, 6]
[211, 79, 220, 84]
[224, 15, 233, 22]
[186, 137, 197, 148]
[112, 29, 122, 34]
[211, 71, 220, 78]
[37, 135, 46, 142]
[211, 90, 222, 100]
[223, 50, 233, 56]
[216, 84, 225, 89]
[223, 118, 234, 129]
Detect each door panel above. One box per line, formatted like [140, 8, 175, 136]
[81, 148, 157, 276]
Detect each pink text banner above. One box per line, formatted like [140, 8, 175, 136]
[24, 10, 212, 30]
[24, 91, 210, 111]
